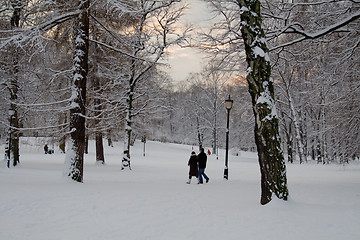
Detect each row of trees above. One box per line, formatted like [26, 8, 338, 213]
[1, 0, 358, 204]
[167, 0, 359, 166]
[0, 0, 189, 178]
[174, 0, 359, 204]
[270, 1, 360, 165]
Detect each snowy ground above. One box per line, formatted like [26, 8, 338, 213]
[1, 138, 359, 240]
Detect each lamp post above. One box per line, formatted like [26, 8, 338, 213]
[141, 135, 146, 157]
[224, 95, 233, 180]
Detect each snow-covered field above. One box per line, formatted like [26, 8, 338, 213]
[1, 138, 359, 240]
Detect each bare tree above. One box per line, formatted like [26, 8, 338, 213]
[1, 0, 23, 168]
[104, 1, 189, 170]
[0, 1, 82, 170]
[265, 0, 360, 163]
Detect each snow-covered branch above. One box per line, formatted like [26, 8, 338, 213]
[271, 10, 360, 51]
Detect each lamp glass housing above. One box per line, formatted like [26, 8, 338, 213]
[225, 96, 233, 110]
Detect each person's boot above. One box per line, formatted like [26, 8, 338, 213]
[186, 179, 191, 184]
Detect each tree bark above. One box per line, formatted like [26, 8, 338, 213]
[238, 0, 289, 205]
[5, 0, 22, 168]
[84, 134, 89, 154]
[212, 86, 217, 155]
[96, 133, 104, 164]
[122, 80, 134, 170]
[64, 0, 89, 182]
[197, 116, 203, 148]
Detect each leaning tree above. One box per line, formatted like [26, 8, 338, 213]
[204, 0, 288, 204]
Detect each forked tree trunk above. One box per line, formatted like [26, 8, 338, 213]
[282, 77, 306, 164]
[238, 0, 289, 205]
[64, 0, 89, 182]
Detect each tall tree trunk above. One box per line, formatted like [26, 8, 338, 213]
[58, 113, 67, 153]
[5, 0, 22, 168]
[96, 133, 104, 164]
[6, 92, 20, 168]
[197, 116, 203, 148]
[84, 134, 89, 154]
[289, 96, 306, 164]
[281, 111, 294, 163]
[300, 114, 307, 162]
[122, 82, 134, 170]
[212, 89, 217, 155]
[64, 0, 89, 182]
[59, 135, 66, 153]
[238, 0, 289, 205]
[278, 67, 306, 164]
[212, 127, 217, 155]
[6, 55, 20, 168]
[92, 29, 105, 164]
[286, 122, 294, 163]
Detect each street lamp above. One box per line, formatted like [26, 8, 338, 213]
[224, 95, 233, 180]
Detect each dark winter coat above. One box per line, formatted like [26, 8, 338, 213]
[188, 154, 199, 177]
[198, 151, 207, 169]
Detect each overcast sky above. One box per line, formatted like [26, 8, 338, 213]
[165, 0, 215, 83]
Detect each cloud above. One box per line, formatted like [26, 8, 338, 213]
[167, 46, 200, 59]
[166, 47, 203, 82]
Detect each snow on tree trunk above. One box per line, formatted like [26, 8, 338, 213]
[279, 71, 306, 164]
[64, 0, 89, 182]
[118, 1, 187, 169]
[4, 0, 22, 168]
[288, 92, 306, 164]
[93, 67, 105, 164]
[238, 0, 289, 205]
[212, 83, 218, 155]
[6, 103, 20, 168]
[286, 122, 294, 163]
[212, 126, 217, 155]
[197, 116, 203, 148]
[122, 85, 133, 170]
[5, 58, 20, 168]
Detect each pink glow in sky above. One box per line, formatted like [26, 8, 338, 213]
[166, 0, 215, 83]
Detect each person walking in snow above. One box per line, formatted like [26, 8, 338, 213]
[198, 147, 209, 184]
[187, 151, 199, 184]
[44, 144, 49, 154]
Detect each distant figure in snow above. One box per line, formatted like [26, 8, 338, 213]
[44, 144, 49, 154]
[198, 147, 209, 184]
[186, 151, 199, 184]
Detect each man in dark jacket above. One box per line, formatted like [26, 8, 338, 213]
[198, 147, 209, 184]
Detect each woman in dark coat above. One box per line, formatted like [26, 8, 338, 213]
[186, 151, 199, 184]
